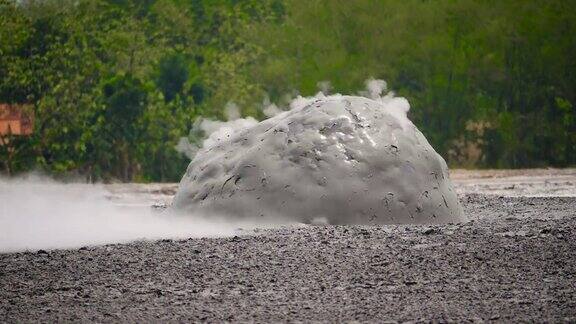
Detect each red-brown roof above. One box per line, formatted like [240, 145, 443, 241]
[0, 104, 34, 136]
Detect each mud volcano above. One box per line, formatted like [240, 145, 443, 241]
[172, 94, 465, 224]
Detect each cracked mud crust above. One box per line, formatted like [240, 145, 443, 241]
[1, 193, 575, 323]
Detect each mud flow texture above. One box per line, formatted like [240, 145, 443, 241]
[172, 95, 465, 224]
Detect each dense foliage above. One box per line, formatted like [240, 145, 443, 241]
[1, 0, 574, 181]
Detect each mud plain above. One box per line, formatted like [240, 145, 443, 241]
[1, 169, 575, 322]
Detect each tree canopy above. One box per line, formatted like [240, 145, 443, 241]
[1, 0, 574, 181]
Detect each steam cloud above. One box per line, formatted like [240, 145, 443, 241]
[0, 175, 246, 253]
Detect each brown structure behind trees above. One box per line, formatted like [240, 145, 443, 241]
[0, 104, 34, 176]
[0, 104, 34, 138]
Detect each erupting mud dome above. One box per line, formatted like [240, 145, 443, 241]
[172, 83, 465, 224]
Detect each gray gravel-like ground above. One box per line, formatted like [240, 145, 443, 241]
[1, 170, 576, 322]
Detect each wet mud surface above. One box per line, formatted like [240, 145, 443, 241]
[173, 96, 465, 225]
[1, 170, 575, 322]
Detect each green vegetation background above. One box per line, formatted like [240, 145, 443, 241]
[1, 0, 574, 182]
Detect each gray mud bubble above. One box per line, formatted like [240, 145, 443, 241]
[172, 94, 465, 225]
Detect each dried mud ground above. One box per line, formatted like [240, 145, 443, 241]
[1, 169, 576, 323]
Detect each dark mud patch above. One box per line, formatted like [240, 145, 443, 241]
[1, 194, 575, 322]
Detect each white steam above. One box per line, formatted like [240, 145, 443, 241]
[224, 101, 241, 121]
[363, 78, 387, 99]
[262, 96, 283, 118]
[175, 137, 198, 159]
[317, 80, 332, 94]
[0, 176, 252, 253]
